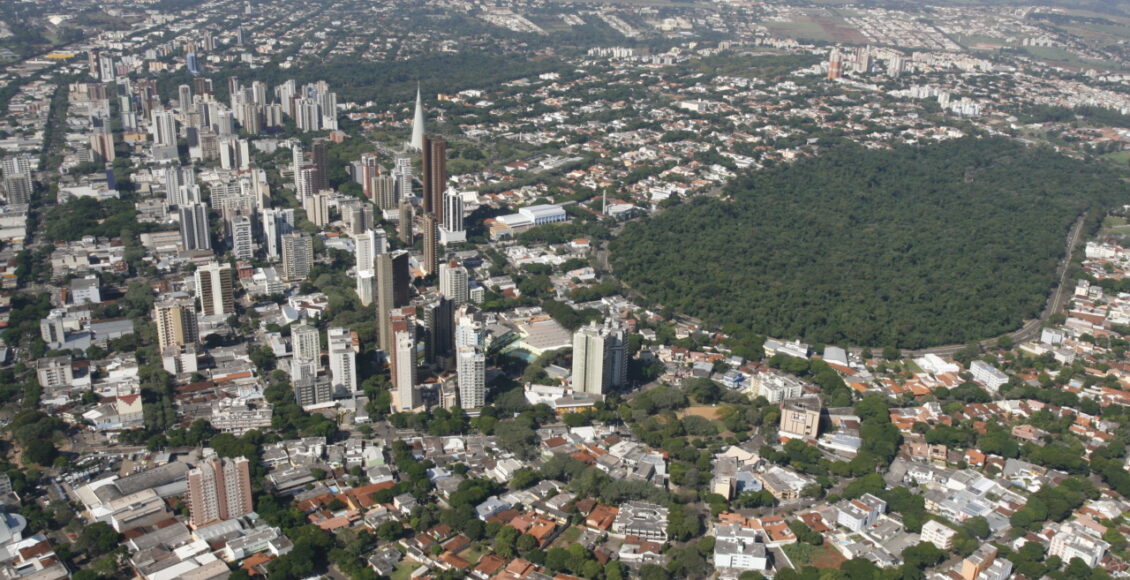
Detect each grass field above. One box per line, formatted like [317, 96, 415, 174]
[1102, 150, 1130, 166]
[389, 562, 421, 580]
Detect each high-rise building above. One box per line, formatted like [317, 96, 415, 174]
[90, 131, 115, 164]
[195, 262, 235, 317]
[262, 208, 294, 260]
[296, 165, 318, 201]
[440, 189, 466, 244]
[180, 202, 212, 251]
[328, 327, 357, 395]
[155, 296, 198, 350]
[356, 270, 376, 306]
[826, 48, 843, 80]
[439, 260, 469, 305]
[423, 297, 453, 368]
[422, 136, 446, 220]
[281, 233, 313, 281]
[187, 454, 252, 527]
[291, 324, 320, 361]
[456, 345, 486, 409]
[571, 320, 628, 395]
[311, 141, 329, 192]
[1, 155, 34, 205]
[455, 305, 484, 349]
[397, 199, 413, 244]
[303, 190, 330, 227]
[422, 214, 438, 276]
[371, 174, 397, 211]
[393, 156, 413, 203]
[230, 215, 254, 260]
[376, 251, 410, 353]
[390, 310, 418, 412]
[354, 228, 386, 273]
[294, 366, 332, 408]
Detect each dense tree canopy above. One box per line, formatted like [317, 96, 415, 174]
[612, 137, 1126, 348]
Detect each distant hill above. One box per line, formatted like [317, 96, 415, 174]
[610, 137, 1128, 349]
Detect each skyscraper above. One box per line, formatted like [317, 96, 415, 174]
[187, 454, 252, 527]
[456, 345, 486, 409]
[180, 203, 212, 251]
[327, 327, 357, 396]
[439, 260, 469, 305]
[422, 135, 446, 220]
[281, 233, 313, 281]
[422, 214, 438, 276]
[376, 251, 410, 353]
[410, 87, 425, 151]
[195, 262, 234, 317]
[571, 320, 628, 395]
[155, 296, 198, 351]
[291, 324, 320, 361]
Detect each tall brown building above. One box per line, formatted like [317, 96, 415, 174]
[398, 198, 413, 244]
[187, 454, 253, 528]
[311, 140, 329, 192]
[422, 135, 446, 223]
[376, 251, 411, 353]
[422, 213, 438, 276]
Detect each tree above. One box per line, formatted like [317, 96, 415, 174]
[75, 522, 122, 554]
[23, 439, 58, 466]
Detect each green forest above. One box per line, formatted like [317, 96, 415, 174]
[611, 137, 1127, 349]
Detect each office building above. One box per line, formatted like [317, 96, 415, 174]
[187, 454, 253, 527]
[291, 324, 320, 362]
[439, 260, 469, 305]
[457, 345, 486, 409]
[311, 141, 329, 192]
[195, 262, 235, 317]
[180, 202, 212, 251]
[421, 135, 446, 220]
[571, 320, 628, 395]
[281, 233, 313, 281]
[779, 396, 823, 439]
[376, 251, 411, 353]
[455, 305, 484, 349]
[328, 327, 357, 395]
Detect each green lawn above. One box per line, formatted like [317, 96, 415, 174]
[389, 562, 421, 580]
